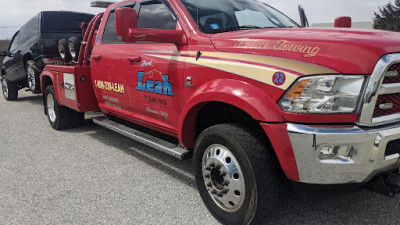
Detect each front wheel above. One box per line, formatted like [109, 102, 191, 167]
[1, 75, 18, 101]
[194, 124, 279, 225]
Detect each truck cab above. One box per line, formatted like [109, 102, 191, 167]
[39, 0, 400, 224]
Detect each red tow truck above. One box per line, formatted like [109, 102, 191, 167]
[40, 0, 400, 224]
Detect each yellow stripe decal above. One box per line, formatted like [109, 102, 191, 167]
[146, 54, 298, 90]
[185, 51, 336, 75]
[140, 50, 336, 75]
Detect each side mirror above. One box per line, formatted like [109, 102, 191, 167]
[115, 7, 138, 42]
[334, 17, 352, 28]
[298, 5, 309, 28]
[115, 7, 187, 45]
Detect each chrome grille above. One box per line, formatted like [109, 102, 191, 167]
[382, 63, 400, 84]
[358, 54, 400, 126]
[373, 93, 400, 117]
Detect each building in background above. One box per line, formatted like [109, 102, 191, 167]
[312, 21, 373, 29]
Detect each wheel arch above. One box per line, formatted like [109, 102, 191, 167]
[22, 53, 34, 70]
[40, 72, 55, 115]
[179, 79, 284, 149]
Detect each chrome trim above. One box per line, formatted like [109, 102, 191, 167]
[93, 117, 190, 160]
[287, 123, 400, 184]
[202, 144, 245, 212]
[358, 53, 400, 126]
[379, 83, 400, 95]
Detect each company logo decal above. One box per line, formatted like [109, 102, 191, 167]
[136, 69, 174, 96]
[234, 40, 320, 58]
[94, 80, 125, 94]
[141, 60, 153, 68]
[272, 72, 286, 86]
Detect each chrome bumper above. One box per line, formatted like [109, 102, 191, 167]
[288, 123, 400, 184]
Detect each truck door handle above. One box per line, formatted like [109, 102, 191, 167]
[92, 54, 102, 61]
[127, 56, 141, 63]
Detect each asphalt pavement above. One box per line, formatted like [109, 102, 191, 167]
[0, 90, 399, 225]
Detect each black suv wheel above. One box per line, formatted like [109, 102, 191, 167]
[1, 76, 18, 101]
[26, 60, 41, 94]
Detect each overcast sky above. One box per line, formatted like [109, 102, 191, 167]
[0, 0, 394, 39]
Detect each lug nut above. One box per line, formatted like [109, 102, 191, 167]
[210, 162, 215, 167]
[205, 167, 211, 171]
[204, 173, 210, 178]
[211, 189, 217, 194]
[223, 181, 230, 186]
[221, 171, 227, 176]
[207, 182, 212, 187]
[215, 164, 222, 169]
[222, 189, 229, 194]
[217, 192, 223, 197]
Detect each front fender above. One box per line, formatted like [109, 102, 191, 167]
[179, 79, 285, 148]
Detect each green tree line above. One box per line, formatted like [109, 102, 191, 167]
[374, 0, 400, 31]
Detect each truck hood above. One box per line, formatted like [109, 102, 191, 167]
[210, 28, 400, 74]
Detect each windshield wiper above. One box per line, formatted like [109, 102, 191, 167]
[211, 25, 264, 33]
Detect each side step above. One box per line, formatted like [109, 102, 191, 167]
[93, 117, 191, 160]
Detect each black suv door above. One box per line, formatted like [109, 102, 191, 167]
[3, 31, 24, 83]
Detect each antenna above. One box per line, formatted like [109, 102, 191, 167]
[195, 0, 201, 61]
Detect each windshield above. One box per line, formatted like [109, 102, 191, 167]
[180, 0, 298, 33]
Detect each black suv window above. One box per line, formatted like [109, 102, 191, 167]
[9, 32, 20, 52]
[19, 15, 39, 43]
[42, 12, 94, 33]
[103, 11, 123, 44]
[138, 0, 176, 30]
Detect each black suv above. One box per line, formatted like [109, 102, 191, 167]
[1, 11, 93, 101]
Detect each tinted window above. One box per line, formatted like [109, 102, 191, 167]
[9, 31, 20, 52]
[103, 11, 124, 44]
[20, 15, 39, 43]
[138, 1, 176, 30]
[43, 12, 94, 33]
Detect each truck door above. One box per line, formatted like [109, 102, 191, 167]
[92, 0, 186, 134]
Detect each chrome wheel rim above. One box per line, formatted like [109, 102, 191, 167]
[1, 78, 8, 98]
[27, 66, 36, 91]
[202, 144, 245, 212]
[47, 94, 56, 123]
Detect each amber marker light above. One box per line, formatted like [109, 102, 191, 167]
[285, 79, 310, 99]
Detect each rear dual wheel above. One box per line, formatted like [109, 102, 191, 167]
[194, 124, 279, 225]
[45, 85, 84, 130]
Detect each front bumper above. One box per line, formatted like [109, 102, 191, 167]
[288, 123, 400, 184]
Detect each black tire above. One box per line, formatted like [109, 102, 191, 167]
[68, 37, 81, 61]
[26, 60, 41, 94]
[72, 110, 85, 127]
[194, 124, 279, 225]
[58, 39, 72, 63]
[45, 85, 74, 130]
[1, 75, 18, 101]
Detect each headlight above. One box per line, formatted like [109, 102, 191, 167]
[279, 75, 366, 114]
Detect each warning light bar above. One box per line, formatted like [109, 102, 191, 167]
[90, 1, 115, 8]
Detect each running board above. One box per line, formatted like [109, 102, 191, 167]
[93, 117, 191, 160]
